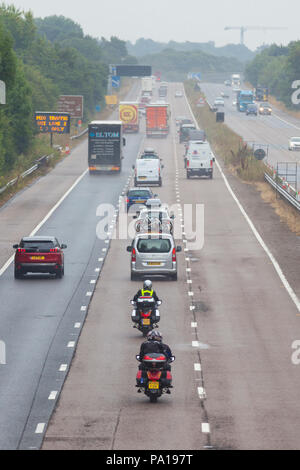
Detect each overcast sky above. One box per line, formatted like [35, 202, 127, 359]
[6, 0, 300, 50]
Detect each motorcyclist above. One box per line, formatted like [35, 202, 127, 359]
[137, 330, 174, 389]
[133, 280, 160, 303]
[139, 330, 172, 370]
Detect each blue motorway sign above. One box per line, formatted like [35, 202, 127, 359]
[111, 76, 121, 88]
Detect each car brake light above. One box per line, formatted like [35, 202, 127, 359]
[50, 248, 59, 252]
[132, 248, 136, 262]
[126, 198, 129, 203]
[17, 248, 26, 253]
[172, 248, 176, 262]
[210, 160, 213, 167]
[187, 160, 189, 168]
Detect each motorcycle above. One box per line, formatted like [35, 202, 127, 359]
[136, 353, 175, 403]
[131, 297, 161, 337]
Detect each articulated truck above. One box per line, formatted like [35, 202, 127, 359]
[119, 102, 139, 133]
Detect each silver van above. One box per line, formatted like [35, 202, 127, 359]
[127, 233, 181, 281]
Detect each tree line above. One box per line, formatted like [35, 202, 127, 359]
[138, 48, 243, 82]
[0, 5, 135, 175]
[245, 42, 300, 109]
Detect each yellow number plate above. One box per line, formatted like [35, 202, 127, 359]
[142, 318, 151, 325]
[31, 256, 45, 260]
[148, 381, 159, 390]
[148, 262, 161, 266]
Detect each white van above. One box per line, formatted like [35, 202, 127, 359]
[133, 158, 162, 186]
[186, 141, 215, 179]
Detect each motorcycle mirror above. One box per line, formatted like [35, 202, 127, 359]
[136, 355, 140, 361]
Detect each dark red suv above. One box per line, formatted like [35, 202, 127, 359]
[13, 236, 67, 279]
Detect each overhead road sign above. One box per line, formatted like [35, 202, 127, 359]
[115, 65, 152, 77]
[57, 95, 83, 118]
[0, 80, 6, 104]
[35, 112, 71, 134]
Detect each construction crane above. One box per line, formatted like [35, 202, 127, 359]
[224, 26, 287, 45]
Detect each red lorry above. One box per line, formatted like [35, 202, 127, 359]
[146, 103, 169, 138]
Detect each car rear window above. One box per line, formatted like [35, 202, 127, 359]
[128, 190, 151, 198]
[137, 239, 171, 253]
[140, 154, 159, 159]
[21, 240, 56, 252]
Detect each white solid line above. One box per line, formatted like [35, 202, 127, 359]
[59, 364, 68, 372]
[215, 159, 300, 312]
[186, 86, 300, 313]
[202, 423, 210, 434]
[194, 363, 201, 371]
[74, 322, 81, 328]
[273, 112, 300, 130]
[48, 391, 58, 400]
[0, 168, 88, 277]
[67, 341, 75, 348]
[35, 423, 46, 434]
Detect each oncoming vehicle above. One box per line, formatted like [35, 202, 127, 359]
[126, 188, 156, 212]
[288, 137, 300, 151]
[246, 103, 258, 116]
[127, 233, 182, 280]
[13, 236, 67, 279]
[214, 97, 225, 107]
[258, 103, 272, 115]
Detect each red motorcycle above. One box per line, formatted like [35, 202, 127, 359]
[131, 297, 161, 337]
[136, 353, 175, 402]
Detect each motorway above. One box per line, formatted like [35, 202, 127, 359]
[0, 83, 143, 449]
[37, 82, 300, 450]
[201, 82, 300, 186]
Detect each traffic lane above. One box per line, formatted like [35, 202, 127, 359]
[43, 235, 205, 450]
[43, 112, 208, 451]
[0, 79, 141, 271]
[174, 140, 300, 449]
[200, 82, 300, 183]
[0, 130, 144, 449]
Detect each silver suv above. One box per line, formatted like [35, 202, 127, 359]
[127, 233, 181, 281]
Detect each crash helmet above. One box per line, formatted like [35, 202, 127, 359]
[147, 330, 163, 342]
[143, 279, 152, 290]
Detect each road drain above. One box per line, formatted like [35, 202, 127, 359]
[193, 301, 209, 313]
